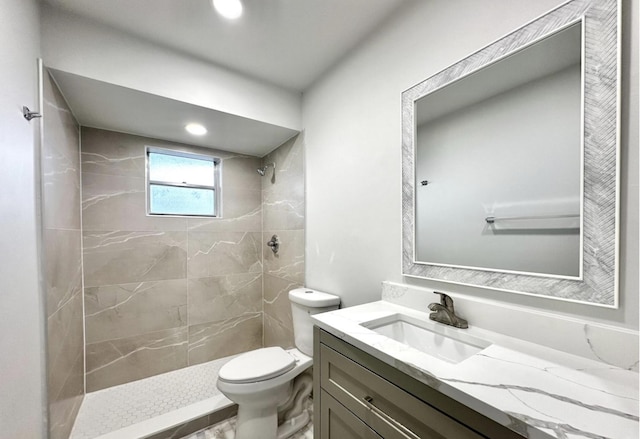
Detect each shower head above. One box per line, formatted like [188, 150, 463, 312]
[256, 162, 276, 176]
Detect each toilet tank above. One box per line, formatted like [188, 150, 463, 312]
[289, 288, 340, 356]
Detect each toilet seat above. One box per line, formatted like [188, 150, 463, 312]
[219, 347, 296, 384]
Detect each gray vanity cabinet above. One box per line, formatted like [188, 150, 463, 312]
[320, 390, 383, 439]
[313, 327, 522, 439]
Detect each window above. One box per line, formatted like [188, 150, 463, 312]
[146, 147, 220, 217]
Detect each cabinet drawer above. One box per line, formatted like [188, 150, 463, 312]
[320, 390, 383, 439]
[320, 344, 486, 439]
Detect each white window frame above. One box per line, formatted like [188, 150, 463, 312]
[146, 146, 221, 217]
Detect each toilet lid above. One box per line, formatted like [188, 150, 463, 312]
[218, 347, 296, 384]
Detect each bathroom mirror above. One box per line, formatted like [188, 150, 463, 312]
[416, 23, 582, 278]
[402, 0, 619, 306]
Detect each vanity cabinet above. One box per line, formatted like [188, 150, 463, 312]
[313, 327, 522, 439]
[320, 390, 383, 439]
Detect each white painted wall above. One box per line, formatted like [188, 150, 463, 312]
[415, 66, 581, 276]
[0, 0, 47, 437]
[40, 4, 302, 131]
[304, 0, 639, 329]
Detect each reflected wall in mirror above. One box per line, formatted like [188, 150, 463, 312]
[415, 23, 582, 278]
[402, 0, 619, 306]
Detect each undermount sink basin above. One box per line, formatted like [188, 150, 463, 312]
[361, 314, 491, 364]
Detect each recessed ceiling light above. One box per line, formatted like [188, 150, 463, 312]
[213, 0, 243, 20]
[185, 123, 207, 136]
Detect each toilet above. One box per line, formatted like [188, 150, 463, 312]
[216, 288, 340, 439]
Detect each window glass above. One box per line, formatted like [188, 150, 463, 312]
[149, 185, 215, 216]
[147, 148, 219, 217]
[148, 152, 214, 186]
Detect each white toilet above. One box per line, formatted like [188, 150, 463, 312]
[216, 288, 340, 439]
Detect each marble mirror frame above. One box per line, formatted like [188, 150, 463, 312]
[401, 0, 620, 307]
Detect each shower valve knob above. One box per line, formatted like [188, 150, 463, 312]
[267, 235, 279, 254]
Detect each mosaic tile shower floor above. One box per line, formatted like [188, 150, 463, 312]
[70, 355, 236, 439]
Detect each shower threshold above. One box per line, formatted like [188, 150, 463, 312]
[70, 355, 238, 439]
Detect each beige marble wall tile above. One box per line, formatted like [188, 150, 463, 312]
[83, 231, 187, 287]
[263, 274, 300, 348]
[262, 134, 305, 231]
[44, 229, 82, 317]
[222, 154, 263, 191]
[85, 279, 188, 343]
[188, 273, 262, 326]
[42, 71, 85, 439]
[262, 134, 303, 188]
[262, 187, 304, 231]
[260, 135, 305, 349]
[81, 128, 146, 177]
[188, 313, 262, 365]
[86, 327, 188, 391]
[187, 188, 261, 233]
[263, 230, 304, 284]
[263, 274, 300, 335]
[42, 72, 80, 230]
[47, 292, 84, 404]
[82, 172, 187, 232]
[187, 231, 262, 278]
[81, 128, 240, 178]
[264, 314, 295, 349]
[43, 72, 79, 162]
[49, 353, 84, 439]
[42, 148, 81, 230]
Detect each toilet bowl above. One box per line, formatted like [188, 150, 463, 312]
[216, 288, 340, 439]
[217, 347, 312, 439]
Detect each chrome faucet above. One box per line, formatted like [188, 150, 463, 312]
[428, 292, 468, 329]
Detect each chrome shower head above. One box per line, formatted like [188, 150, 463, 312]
[256, 162, 276, 176]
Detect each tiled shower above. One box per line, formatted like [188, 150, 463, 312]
[41, 71, 306, 438]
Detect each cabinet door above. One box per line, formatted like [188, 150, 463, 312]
[320, 344, 486, 439]
[320, 390, 383, 439]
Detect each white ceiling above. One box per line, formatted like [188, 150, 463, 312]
[42, 0, 408, 92]
[42, 0, 408, 156]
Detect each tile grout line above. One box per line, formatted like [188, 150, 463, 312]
[79, 122, 87, 397]
[261, 155, 266, 348]
[186, 211, 190, 367]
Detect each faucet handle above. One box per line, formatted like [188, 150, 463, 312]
[430, 292, 468, 329]
[433, 291, 454, 311]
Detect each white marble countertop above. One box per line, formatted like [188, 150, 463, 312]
[312, 301, 639, 439]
